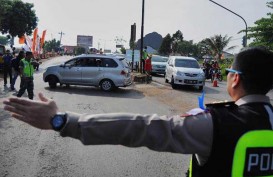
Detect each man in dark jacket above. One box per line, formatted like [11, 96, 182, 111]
[3, 50, 13, 87]
[3, 47, 273, 176]
[10, 51, 25, 91]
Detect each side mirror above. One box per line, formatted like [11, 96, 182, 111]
[60, 64, 65, 67]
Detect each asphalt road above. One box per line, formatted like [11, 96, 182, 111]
[1, 56, 191, 177]
[0, 56, 272, 177]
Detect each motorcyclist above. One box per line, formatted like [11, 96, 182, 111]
[212, 60, 220, 70]
[202, 60, 212, 79]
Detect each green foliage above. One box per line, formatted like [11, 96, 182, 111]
[171, 30, 184, 54]
[246, 1, 273, 50]
[158, 33, 172, 56]
[201, 35, 236, 61]
[43, 39, 61, 53]
[120, 46, 126, 54]
[74, 47, 86, 55]
[177, 40, 199, 57]
[0, 36, 9, 45]
[0, 0, 38, 37]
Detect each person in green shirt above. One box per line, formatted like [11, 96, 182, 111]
[16, 51, 38, 100]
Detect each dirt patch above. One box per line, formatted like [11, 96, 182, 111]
[134, 84, 200, 114]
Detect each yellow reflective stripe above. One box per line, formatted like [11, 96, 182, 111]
[189, 157, 192, 177]
[232, 130, 273, 177]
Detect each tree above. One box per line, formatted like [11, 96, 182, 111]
[120, 46, 126, 54]
[202, 35, 236, 61]
[177, 40, 198, 57]
[0, 0, 38, 37]
[158, 34, 172, 56]
[246, 1, 273, 50]
[43, 39, 61, 53]
[171, 30, 184, 54]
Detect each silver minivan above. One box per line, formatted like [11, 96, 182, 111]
[165, 56, 205, 90]
[43, 54, 132, 91]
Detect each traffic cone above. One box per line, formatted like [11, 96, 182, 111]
[212, 73, 218, 87]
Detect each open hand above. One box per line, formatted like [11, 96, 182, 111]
[3, 93, 58, 130]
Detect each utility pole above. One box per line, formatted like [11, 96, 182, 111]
[59, 31, 65, 45]
[140, 0, 145, 73]
[209, 0, 248, 47]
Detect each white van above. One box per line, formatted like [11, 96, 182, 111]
[165, 56, 205, 90]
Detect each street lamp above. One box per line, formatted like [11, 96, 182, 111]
[140, 0, 145, 73]
[209, 0, 248, 47]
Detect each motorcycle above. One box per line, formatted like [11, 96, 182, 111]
[211, 69, 223, 82]
[202, 67, 214, 82]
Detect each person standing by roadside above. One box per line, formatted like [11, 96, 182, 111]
[141, 46, 148, 73]
[3, 50, 13, 87]
[16, 51, 38, 100]
[10, 51, 25, 91]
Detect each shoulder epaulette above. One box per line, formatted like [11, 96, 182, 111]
[205, 101, 235, 108]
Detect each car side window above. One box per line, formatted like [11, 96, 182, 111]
[65, 58, 77, 66]
[100, 58, 118, 68]
[86, 58, 97, 67]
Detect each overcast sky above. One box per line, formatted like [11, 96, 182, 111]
[20, 0, 270, 54]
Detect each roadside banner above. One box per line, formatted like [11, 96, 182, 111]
[25, 35, 33, 51]
[32, 28, 38, 53]
[40, 30, 46, 48]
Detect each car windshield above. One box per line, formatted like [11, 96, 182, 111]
[175, 59, 200, 68]
[152, 56, 168, 62]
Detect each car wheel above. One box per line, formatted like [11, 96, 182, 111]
[171, 77, 177, 89]
[100, 79, 114, 91]
[48, 76, 57, 89]
[198, 86, 203, 91]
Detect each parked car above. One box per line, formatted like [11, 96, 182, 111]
[43, 54, 132, 91]
[165, 56, 205, 90]
[151, 55, 168, 76]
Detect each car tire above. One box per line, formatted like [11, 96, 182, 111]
[100, 79, 114, 91]
[171, 77, 177, 89]
[48, 76, 58, 89]
[198, 86, 203, 91]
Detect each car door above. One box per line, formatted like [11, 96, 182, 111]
[60, 58, 82, 83]
[81, 57, 100, 84]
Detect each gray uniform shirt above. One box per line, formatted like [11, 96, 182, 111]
[60, 95, 271, 165]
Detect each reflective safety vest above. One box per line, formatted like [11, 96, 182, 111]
[232, 130, 273, 177]
[21, 59, 34, 77]
[189, 102, 273, 177]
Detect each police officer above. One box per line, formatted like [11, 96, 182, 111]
[16, 51, 38, 100]
[3, 47, 273, 177]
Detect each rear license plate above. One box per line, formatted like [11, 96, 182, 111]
[185, 80, 197, 84]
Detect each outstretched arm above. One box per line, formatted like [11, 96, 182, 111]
[3, 93, 58, 130]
